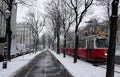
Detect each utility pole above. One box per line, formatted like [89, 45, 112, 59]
[106, 0, 119, 77]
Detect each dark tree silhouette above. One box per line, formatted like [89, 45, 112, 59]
[106, 0, 119, 77]
[69, 0, 93, 63]
[2, 0, 36, 60]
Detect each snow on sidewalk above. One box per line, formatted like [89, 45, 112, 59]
[49, 49, 120, 77]
[116, 49, 120, 56]
[0, 50, 44, 77]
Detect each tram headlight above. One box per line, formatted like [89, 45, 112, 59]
[104, 53, 107, 56]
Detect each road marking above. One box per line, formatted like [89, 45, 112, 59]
[24, 65, 35, 77]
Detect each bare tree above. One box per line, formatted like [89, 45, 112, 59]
[65, 0, 93, 63]
[106, 0, 119, 77]
[24, 10, 45, 52]
[41, 34, 46, 49]
[1, 0, 36, 60]
[46, 19, 56, 50]
[60, 0, 74, 57]
[44, 12, 58, 50]
[45, 0, 62, 54]
[96, 0, 119, 77]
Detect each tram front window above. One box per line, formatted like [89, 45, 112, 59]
[96, 38, 108, 48]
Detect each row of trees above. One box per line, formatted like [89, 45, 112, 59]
[24, 10, 45, 52]
[43, 0, 119, 77]
[1, 0, 46, 56]
[1, 0, 118, 77]
[45, 0, 93, 62]
[0, 0, 37, 60]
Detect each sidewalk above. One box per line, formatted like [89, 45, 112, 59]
[0, 50, 44, 77]
[49, 49, 120, 77]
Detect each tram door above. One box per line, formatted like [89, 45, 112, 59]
[86, 39, 94, 58]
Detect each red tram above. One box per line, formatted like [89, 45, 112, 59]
[61, 33, 108, 62]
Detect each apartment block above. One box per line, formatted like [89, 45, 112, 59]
[16, 23, 34, 48]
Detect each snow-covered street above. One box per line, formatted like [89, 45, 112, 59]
[0, 49, 120, 77]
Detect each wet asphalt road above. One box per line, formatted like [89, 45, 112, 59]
[12, 50, 73, 77]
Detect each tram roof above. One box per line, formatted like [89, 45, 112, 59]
[80, 34, 108, 40]
[85, 35, 97, 39]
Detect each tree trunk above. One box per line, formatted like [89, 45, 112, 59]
[35, 39, 38, 53]
[57, 30, 60, 54]
[52, 41, 54, 50]
[63, 33, 66, 57]
[74, 32, 79, 63]
[106, 0, 119, 77]
[6, 14, 12, 61]
[6, 0, 13, 61]
[48, 37, 51, 49]
[74, 8, 79, 63]
[7, 29, 12, 60]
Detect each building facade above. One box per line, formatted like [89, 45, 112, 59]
[11, 1, 17, 39]
[16, 23, 34, 49]
[0, 0, 7, 40]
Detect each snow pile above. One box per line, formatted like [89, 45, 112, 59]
[0, 51, 44, 77]
[50, 49, 120, 77]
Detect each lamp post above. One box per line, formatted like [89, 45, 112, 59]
[5, 10, 10, 19]
[2, 9, 10, 69]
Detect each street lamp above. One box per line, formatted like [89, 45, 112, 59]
[5, 9, 10, 19]
[2, 9, 10, 69]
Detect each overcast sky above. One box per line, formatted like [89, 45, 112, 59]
[16, 0, 106, 24]
[16, 0, 46, 23]
[16, 0, 109, 37]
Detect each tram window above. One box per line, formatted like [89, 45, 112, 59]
[90, 40, 94, 49]
[66, 41, 74, 48]
[87, 40, 94, 49]
[96, 38, 108, 48]
[87, 41, 89, 48]
[79, 40, 86, 48]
